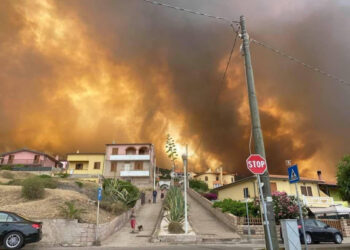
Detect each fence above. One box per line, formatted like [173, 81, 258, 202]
[238, 216, 262, 225]
[319, 219, 342, 232]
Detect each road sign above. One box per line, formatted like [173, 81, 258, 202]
[288, 164, 300, 183]
[97, 187, 102, 201]
[246, 154, 267, 175]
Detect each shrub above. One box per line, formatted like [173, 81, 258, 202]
[189, 179, 208, 193]
[37, 176, 58, 189]
[75, 181, 83, 188]
[203, 193, 217, 201]
[1, 171, 14, 179]
[7, 179, 23, 186]
[56, 173, 70, 178]
[0, 165, 13, 171]
[38, 174, 51, 178]
[272, 191, 307, 222]
[22, 178, 45, 200]
[164, 187, 185, 224]
[103, 179, 140, 208]
[100, 201, 127, 215]
[168, 221, 184, 234]
[60, 201, 86, 221]
[213, 199, 260, 217]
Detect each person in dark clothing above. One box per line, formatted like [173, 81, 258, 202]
[160, 190, 165, 200]
[152, 189, 158, 203]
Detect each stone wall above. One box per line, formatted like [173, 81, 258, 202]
[37, 199, 141, 247]
[237, 224, 281, 240]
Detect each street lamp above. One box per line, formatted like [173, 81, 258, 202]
[182, 145, 188, 234]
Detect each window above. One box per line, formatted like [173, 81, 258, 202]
[315, 220, 327, 228]
[0, 213, 8, 222]
[216, 176, 219, 181]
[305, 220, 316, 227]
[94, 162, 101, 169]
[301, 186, 313, 196]
[75, 163, 83, 170]
[0, 157, 3, 164]
[135, 161, 143, 170]
[139, 147, 149, 155]
[243, 187, 250, 198]
[34, 155, 40, 164]
[124, 162, 131, 171]
[270, 182, 277, 193]
[112, 148, 119, 155]
[111, 162, 117, 172]
[205, 176, 208, 181]
[8, 155, 14, 164]
[231, 177, 234, 183]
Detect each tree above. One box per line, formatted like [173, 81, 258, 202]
[165, 134, 178, 185]
[336, 155, 350, 202]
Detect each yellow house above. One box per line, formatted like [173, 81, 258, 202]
[194, 168, 235, 189]
[67, 153, 105, 180]
[216, 175, 335, 208]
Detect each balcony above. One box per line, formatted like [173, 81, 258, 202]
[109, 154, 150, 161]
[302, 195, 335, 208]
[120, 170, 150, 177]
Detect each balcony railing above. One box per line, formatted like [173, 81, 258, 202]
[109, 154, 150, 161]
[0, 159, 44, 165]
[120, 170, 150, 177]
[302, 195, 334, 207]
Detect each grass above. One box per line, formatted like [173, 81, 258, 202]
[75, 181, 83, 188]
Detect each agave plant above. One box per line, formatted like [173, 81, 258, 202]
[103, 179, 140, 207]
[164, 187, 185, 223]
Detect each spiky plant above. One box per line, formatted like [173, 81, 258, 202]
[164, 187, 185, 224]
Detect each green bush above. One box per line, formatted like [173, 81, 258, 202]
[213, 199, 260, 217]
[0, 165, 13, 171]
[75, 181, 83, 188]
[56, 173, 70, 178]
[100, 201, 127, 215]
[22, 178, 45, 200]
[1, 171, 14, 179]
[38, 174, 51, 178]
[103, 179, 140, 208]
[189, 179, 209, 193]
[7, 179, 23, 185]
[60, 201, 86, 221]
[164, 187, 185, 224]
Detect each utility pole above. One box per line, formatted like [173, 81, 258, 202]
[240, 15, 279, 250]
[182, 144, 188, 234]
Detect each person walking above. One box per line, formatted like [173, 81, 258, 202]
[160, 189, 165, 200]
[130, 209, 136, 233]
[152, 189, 158, 203]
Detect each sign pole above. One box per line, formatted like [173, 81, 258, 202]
[257, 174, 273, 249]
[245, 198, 251, 242]
[295, 183, 308, 249]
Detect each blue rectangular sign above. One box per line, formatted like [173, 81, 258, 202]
[288, 164, 300, 184]
[97, 187, 102, 201]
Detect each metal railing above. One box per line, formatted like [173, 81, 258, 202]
[319, 219, 342, 232]
[238, 216, 262, 225]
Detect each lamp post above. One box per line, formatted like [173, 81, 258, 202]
[182, 145, 188, 234]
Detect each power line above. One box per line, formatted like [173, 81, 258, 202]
[193, 26, 239, 156]
[250, 38, 350, 87]
[142, 0, 240, 31]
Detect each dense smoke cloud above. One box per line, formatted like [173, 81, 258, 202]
[0, 0, 349, 181]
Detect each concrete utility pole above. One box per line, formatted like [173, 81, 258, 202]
[240, 15, 279, 250]
[182, 144, 189, 234]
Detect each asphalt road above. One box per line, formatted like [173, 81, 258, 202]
[21, 243, 350, 250]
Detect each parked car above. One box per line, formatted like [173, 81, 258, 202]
[281, 219, 343, 244]
[0, 211, 42, 249]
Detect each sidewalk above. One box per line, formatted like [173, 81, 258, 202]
[102, 200, 163, 247]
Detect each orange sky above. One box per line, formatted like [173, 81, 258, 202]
[1, 0, 349, 181]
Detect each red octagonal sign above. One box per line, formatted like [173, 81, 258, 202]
[246, 154, 267, 175]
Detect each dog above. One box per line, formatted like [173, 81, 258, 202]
[138, 225, 143, 231]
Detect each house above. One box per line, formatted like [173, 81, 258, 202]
[215, 174, 336, 208]
[103, 143, 156, 188]
[317, 170, 348, 207]
[66, 153, 105, 180]
[194, 167, 235, 189]
[0, 148, 62, 171]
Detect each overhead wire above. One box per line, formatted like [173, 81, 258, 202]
[142, 0, 240, 32]
[250, 38, 350, 87]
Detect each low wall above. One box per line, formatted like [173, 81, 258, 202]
[237, 224, 281, 240]
[188, 188, 238, 231]
[37, 199, 141, 247]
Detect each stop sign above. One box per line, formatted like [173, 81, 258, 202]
[246, 154, 267, 175]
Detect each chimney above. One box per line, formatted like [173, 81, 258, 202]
[76, 150, 79, 154]
[317, 170, 322, 181]
[55, 155, 59, 161]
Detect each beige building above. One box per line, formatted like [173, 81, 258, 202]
[194, 168, 235, 189]
[216, 175, 335, 208]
